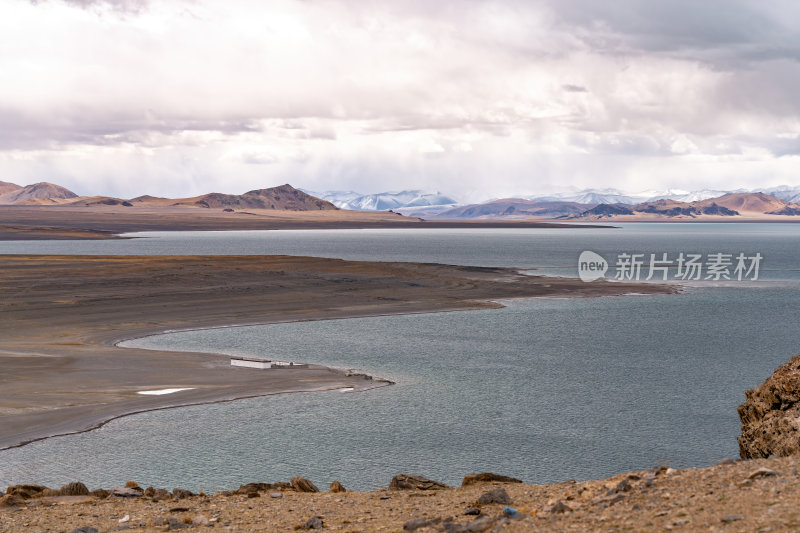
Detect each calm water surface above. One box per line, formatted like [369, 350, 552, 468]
[1, 224, 799, 491]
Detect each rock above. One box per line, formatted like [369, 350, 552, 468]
[549, 501, 572, 513]
[59, 482, 90, 496]
[69, 528, 99, 533]
[716, 457, 736, 466]
[748, 467, 778, 479]
[172, 488, 194, 499]
[273, 481, 292, 490]
[151, 488, 171, 502]
[464, 507, 481, 515]
[290, 476, 320, 493]
[41, 488, 60, 497]
[6, 484, 46, 499]
[608, 479, 633, 494]
[476, 487, 512, 505]
[0, 494, 26, 507]
[119, 514, 130, 523]
[124, 481, 139, 489]
[234, 483, 271, 495]
[404, 517, 441, 531]
[162, 517, 192, 530]
[144, 487, 155, 497]
[389, 474, 450, 491]
[91, 489, 110, 499]
[110, 487, 143, 498]
[329, 480, 346, 493]
[721, 515, 746, 523]
[459, 516, 499, 532]
[461, 473, 523, 486]
[193, 514, 209, 526]
[269, 492, 283, 499]
[302, 515, 324, 530]
[738, 353, 800, 458]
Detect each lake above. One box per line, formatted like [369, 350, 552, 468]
[1, 223, 799, 491]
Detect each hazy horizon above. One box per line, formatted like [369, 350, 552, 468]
[2, 1, 800, 202]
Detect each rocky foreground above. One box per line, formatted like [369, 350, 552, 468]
[2, 459, 800, 532]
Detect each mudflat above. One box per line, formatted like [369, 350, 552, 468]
[0, 255, 674, 449]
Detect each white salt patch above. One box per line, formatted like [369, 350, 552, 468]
[137, 388, 195, 396]
[339, 387, 355, 393]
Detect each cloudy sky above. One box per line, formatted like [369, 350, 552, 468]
[2, 0, 800, 201]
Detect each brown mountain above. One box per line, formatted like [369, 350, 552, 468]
[438, 199, 594, 219]
[568, 192, 800, 220]
[0, 180, 22, 196]
[694, 192, 792, 214]
[172, 184, 338, 211]
[0, 182, 78, 205]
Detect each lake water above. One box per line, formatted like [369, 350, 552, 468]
[2, 223, 800, 492]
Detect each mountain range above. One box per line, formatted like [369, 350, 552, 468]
[303, 189, 458, 211]
[0, 182, 337, 211]
[3, 179, 800, 220]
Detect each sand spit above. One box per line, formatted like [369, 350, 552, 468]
[0, 255, 674, 450]
[0, 204, 606, 240]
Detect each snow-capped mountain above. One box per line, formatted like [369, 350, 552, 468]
[528, 187, 748, 204]
[762, 185, 800, 203]
[304, 189, 458, 211]
[528, 189, 647, 205]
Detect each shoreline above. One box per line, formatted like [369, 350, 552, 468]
[0, 255, 675, 451]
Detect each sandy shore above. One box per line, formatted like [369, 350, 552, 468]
[0, 254, 674, 450]
[0, 205, 607, 240]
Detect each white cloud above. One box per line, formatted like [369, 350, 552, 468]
[1, 0, 799, 199]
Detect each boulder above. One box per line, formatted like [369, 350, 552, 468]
[59, 482, 90, 496]
[91, 489, 110, 499]
[6, 484, 47, 499]
[329, 480, 346, 493]
[389, 474, 449, 491]
[151, 488, 171, 501]
[302, 515, 324, 530]
[110, 487, 143, 498]
[41, 488, 61, 497]
[738, 353, 800, 458]
[290, 477, 319, 493]
[172, 488, 194, 499]
[0, 494, 26, 507]
[476, 487, 512, 505]
[461, 473, 523, 486]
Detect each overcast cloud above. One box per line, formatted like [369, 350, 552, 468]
[1, 0, 799, 200]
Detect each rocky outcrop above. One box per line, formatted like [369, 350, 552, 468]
[388, 474, 449, 491]
[329, 480, 346, 493]
[290, 477, 319, 493]
[739, 353, 800, 458]
[461, 473, 523, 486]
[59, 482, 90, 496]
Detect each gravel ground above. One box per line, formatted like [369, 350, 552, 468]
[2, 455, 799, 532]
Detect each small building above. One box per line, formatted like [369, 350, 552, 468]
[230, 356, 308, 369]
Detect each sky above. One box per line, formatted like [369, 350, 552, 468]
[1, 0, 800, 202]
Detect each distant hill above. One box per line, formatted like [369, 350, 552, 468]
[567, 192, 798, 220]
[173, 184, 338, 211]
[694, 192, 790, 214]
[0, 182, 78, 205]
[0, 180, 22, 196]
[438, 199, 594, 219]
